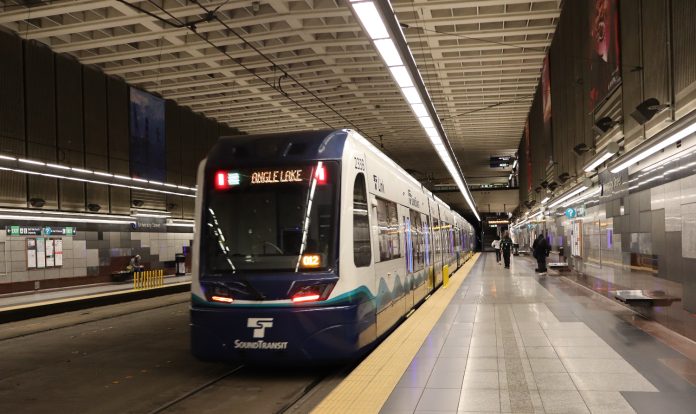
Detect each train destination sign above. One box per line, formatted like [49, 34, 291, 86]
[215, 166, 324, 190]
[251, 169, 304, 184]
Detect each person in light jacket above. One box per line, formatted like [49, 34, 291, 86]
[491, 237, 501, 263]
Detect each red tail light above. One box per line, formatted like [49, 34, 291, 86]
[211, 295, 234, 303]
[292, 293, 321, 303]
[214, 171, 228, 190]
[314, 165, 327, 185]
[289, 282, 334, 304]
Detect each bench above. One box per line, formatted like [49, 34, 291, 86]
[613, 290, 681, 307]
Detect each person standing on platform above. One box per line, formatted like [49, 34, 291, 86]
[491, 237, 501, 263]
[533, 235, 550, 273]
[500, 231, 513, 269]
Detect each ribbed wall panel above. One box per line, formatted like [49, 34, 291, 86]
[180, 107, 197, 187]
[110, 187, 130, 215]
[131, 189, 165, 211]
[672, 0, 696, 102]
[165, 100, 182, 185]
[56, 53, 85, 211]
[25, 40, 57, 209]
[83, 66, 108, 171]
[86, 183, 109, 212]
[0, 29, 25, 156]
[107, 76, 129, 175]
[620, 0, 644, 148]
[642, 0, 670, 108]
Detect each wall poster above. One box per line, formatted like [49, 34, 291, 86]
[588, 0, 621, 109]
[130, 87, 165, 182]
[571, 221, 583, 257]
[26, 238, 37, 269]
[36, 237, 46, 269]
[45, 239, 55, 268]
[54, 238, 64, 267]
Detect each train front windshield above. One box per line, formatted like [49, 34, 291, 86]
[203, 162, 338, 274]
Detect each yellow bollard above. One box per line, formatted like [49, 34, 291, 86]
[133, 271, 137, 290]
[443, 264, 450, 289]
[160, 269, 164, 287]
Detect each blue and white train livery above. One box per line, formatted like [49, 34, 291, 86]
[190, 129, 475, 363]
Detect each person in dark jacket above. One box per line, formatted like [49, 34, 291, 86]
[500, 231, 513, 269]
[532, 234, 550, 273]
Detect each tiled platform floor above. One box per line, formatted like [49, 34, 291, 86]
[381, 253, 696, 414]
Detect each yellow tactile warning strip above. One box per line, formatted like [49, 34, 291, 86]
[0, 282, 191, 312]
[312, 253, 481, 413]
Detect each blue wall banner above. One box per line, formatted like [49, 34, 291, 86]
[129, 87, 165, 182]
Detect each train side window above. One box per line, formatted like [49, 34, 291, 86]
[353, 173, 371, 267]
[376, 197, 401, 261]
[409, 209, 424, 271]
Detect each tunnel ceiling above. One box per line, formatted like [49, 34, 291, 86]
[0, 0, 560, 212]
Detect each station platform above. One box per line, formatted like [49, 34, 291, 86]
[313, 253, 696, 414]
[0, 274, 191, 323]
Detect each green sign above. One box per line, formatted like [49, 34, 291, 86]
[43, 226, 76, 236]
[5, 226, 42, 236]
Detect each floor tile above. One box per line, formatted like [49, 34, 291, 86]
[415, 388, 461, 412]
[547, 336, 608, 347]
[554, 346, 622, 359]
[462, 371, 499, 389]
[579, 391, 636, 414]
[534, 372, 577, 390]
[569, 372, 658, 392]
[457, 388, 501, 412]
[439, 346, 471, 358]
[538, 390, 590, 413]
[469, 346, 499, 357]
[432, 357, 468, 373]
[561, 358, 638, 374]
[522, 336, 551, 347]
[397, 370, 430, 388]
[426, 370, 465, 389]
[525, 346, 559, 359]
[466, 357, 498, 371]
[529, 358, 567, 373]
[380, 387, 423, 413]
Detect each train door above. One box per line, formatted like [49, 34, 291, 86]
[350, 170, 376, 346]
[432, 209, 443, 286]
[372, 195, 407, 337]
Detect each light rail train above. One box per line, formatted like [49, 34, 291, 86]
[190, 129, 475, 363]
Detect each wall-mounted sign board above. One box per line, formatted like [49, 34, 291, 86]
[26, 238, 37, 269]
[6, 226, 42, 236]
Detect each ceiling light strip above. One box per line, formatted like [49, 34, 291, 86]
[349, 0, 479, 221]
[0, 154, 196, 193]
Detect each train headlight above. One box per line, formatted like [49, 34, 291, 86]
[205, 284, 234, 304]
[289, 282, 334, 303]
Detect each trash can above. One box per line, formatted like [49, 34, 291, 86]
[175, 253, 186, 275]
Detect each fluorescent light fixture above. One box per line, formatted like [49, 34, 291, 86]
[164, 183, 178, 188]
[512, 159, 518, 169]
[133, 177, 148, 183]
[610, 115, 696, 173]
[0, 154, 17, 161]
[583, 141, 619, 172]
[389, 66, 413, 88]
[351, 1, 389, 39]
[19, 159, 45, 166]
[132, 213, 170, 218]
[71, 168, 93, 174]
[348, 0, 479, 221]
[46, 163, 70, 170]
[94, 171, 114, 177]
[401, 86, 422, 105]
[149, 180, 164, 185]
[541, 197, 550, 204]
[411, 103, 428, 117]
[418, 116, 435, 129]
[547, 179, 592, 208]
[374, 38, 403, 67]
[562, 187, 601, 208]
[114, 174, 131, 180]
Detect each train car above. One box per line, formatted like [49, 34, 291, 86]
[190, 129, 475, 364]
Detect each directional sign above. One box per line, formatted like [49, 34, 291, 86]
[565, 208, 577, 219]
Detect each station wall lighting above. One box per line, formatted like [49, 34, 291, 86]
[609, 110, 696, 173]
[573, 143, 592, 156]
[348, 0, 479, 221]
[593, 116, 619, 135]
[583, 141, 620, 172]
[0, 153, 196, 197]
[547, 179, 592, 209]
[562, 186, 601, 208]
[0, 208, 136, 224]
[630, 97, 669, 125]
[541, 196, 550, 205]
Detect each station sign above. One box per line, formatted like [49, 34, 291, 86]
[6, 226, 42, 236]
[565, 208, 577, 219]
[43, 226, 76, 236]
[490, 156, 515, 168]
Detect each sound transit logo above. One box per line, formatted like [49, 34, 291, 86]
[233, 317, 288, 350]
